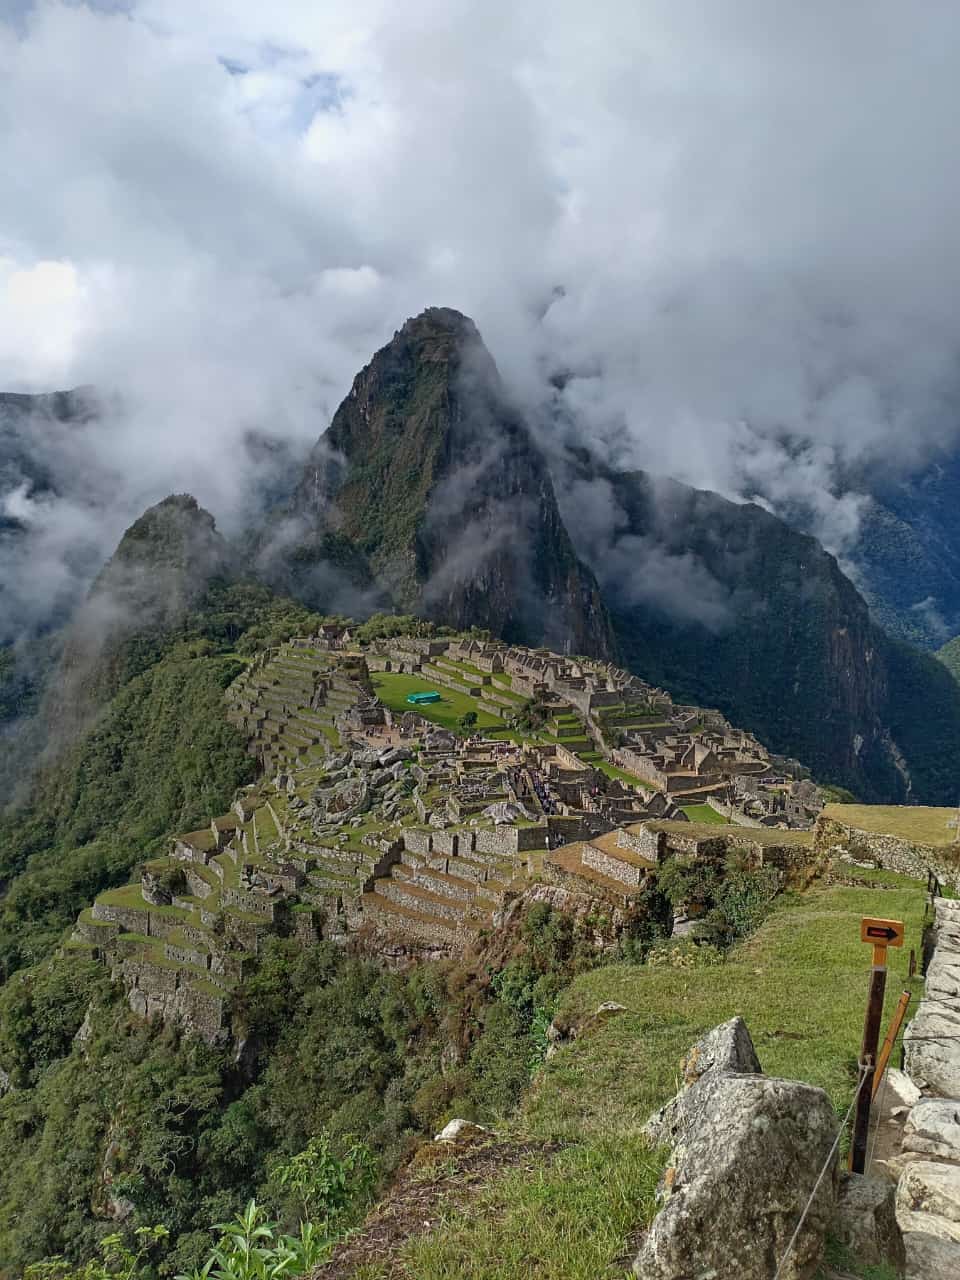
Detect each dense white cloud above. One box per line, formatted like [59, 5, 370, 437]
[3, 0, 960, 634]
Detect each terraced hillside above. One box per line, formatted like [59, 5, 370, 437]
[67, 641, 554, 1036]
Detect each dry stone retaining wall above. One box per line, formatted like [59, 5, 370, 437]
[582, 844, 644, 887]
[617, 825, 661, 861]
[815, 818, 960, 892]
[896, 896, 960, 1277]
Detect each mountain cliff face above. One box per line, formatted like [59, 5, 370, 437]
[550, 452, 960, 802]
[274, 307, 960, 799]
[7, 313, 960, 803]
[289, 308, 613, 655]
[847, 455, 960, 647]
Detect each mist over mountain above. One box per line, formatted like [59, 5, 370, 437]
[7, 304, 960, 806]
[279, 308, 612, 654]
[5, 2, 960, 806]
[6, 3, 960, 665]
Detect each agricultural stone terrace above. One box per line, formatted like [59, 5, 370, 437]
[545, 820, 815, 912]
[816, 803, 960, 891]
[68, 633, 822, 1041]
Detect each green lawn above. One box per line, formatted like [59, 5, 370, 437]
[824, 802, 960, 851]
[372, 673, 504, 733]
[680, 803, 727, 825]
[526, 874, 924, 1137]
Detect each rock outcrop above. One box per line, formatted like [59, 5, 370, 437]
[634, 1019, 838, 1280]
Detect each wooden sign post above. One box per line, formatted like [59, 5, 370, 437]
[850, 917, 905, 1174]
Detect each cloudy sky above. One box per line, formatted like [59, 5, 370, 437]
[3, 0, 960, 626]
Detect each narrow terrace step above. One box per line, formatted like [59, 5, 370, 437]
[410, 866, 478, 903]
[476, 884, 507, 908]
[360, 891, 462, 946]
[294, 710, 330, 730]
[374, 877, 468, 923]
[444, 853, 512, 882]
[306, 868, 362, 894]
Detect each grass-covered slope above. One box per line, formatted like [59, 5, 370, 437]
[355, 871, 925, 1280]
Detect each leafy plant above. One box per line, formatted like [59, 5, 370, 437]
[175, 1201, 328, 1280]
[270, 1133, 376, 1227]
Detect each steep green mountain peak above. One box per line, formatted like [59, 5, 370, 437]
[292, 308, 614, 655]
[47, 495, 233, 751]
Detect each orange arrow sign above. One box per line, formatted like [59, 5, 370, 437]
[860, 917, 905, 949]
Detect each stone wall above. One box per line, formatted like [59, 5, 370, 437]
[221, 887, 278, 920]
[431, 829, 460, 856]
[617, 825, 662, 862]
[92, 901, 183, 938]
[897, 896, 960, 1276]
[542, 852, 644, 908]
[403, 828, 433, 855]
[582, 844, 644, 887]
[366, 898, 460, 947]
[377, 879, 465, 924]
[706, 795, 763, 827]
[223, 913, 267, 954]
[184, 868, 215, 899]
[666, 832, 729, 863]
[815, 817, 960, 892]
[475, 825, 545, 856]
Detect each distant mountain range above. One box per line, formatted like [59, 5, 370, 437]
[5, 308, 960, 804]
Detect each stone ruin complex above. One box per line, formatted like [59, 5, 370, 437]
[67, 632, 820, 1043]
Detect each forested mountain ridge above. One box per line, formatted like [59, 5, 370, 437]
[846, 452, 960, 646]
[550, 451, 960, 802]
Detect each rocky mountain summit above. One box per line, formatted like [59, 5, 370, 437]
[7, 310, 960, 810]
[45, 494, 232, 750]
[283, 307, 613, 655]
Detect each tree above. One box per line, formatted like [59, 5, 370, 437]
[458, 711, 478, 732]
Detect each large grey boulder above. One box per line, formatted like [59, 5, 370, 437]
[832, 1174, 905, 1272]
[896, 1160, 960, 1244]
[645, 1016, 762, 1146]
[900, 1229, 960, 1280]
[634, 1073, 839, 1279]
[902, 1098, 960, 1163]
[925, 952, 960, 1005]
[903, 1000, 960, 1097]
